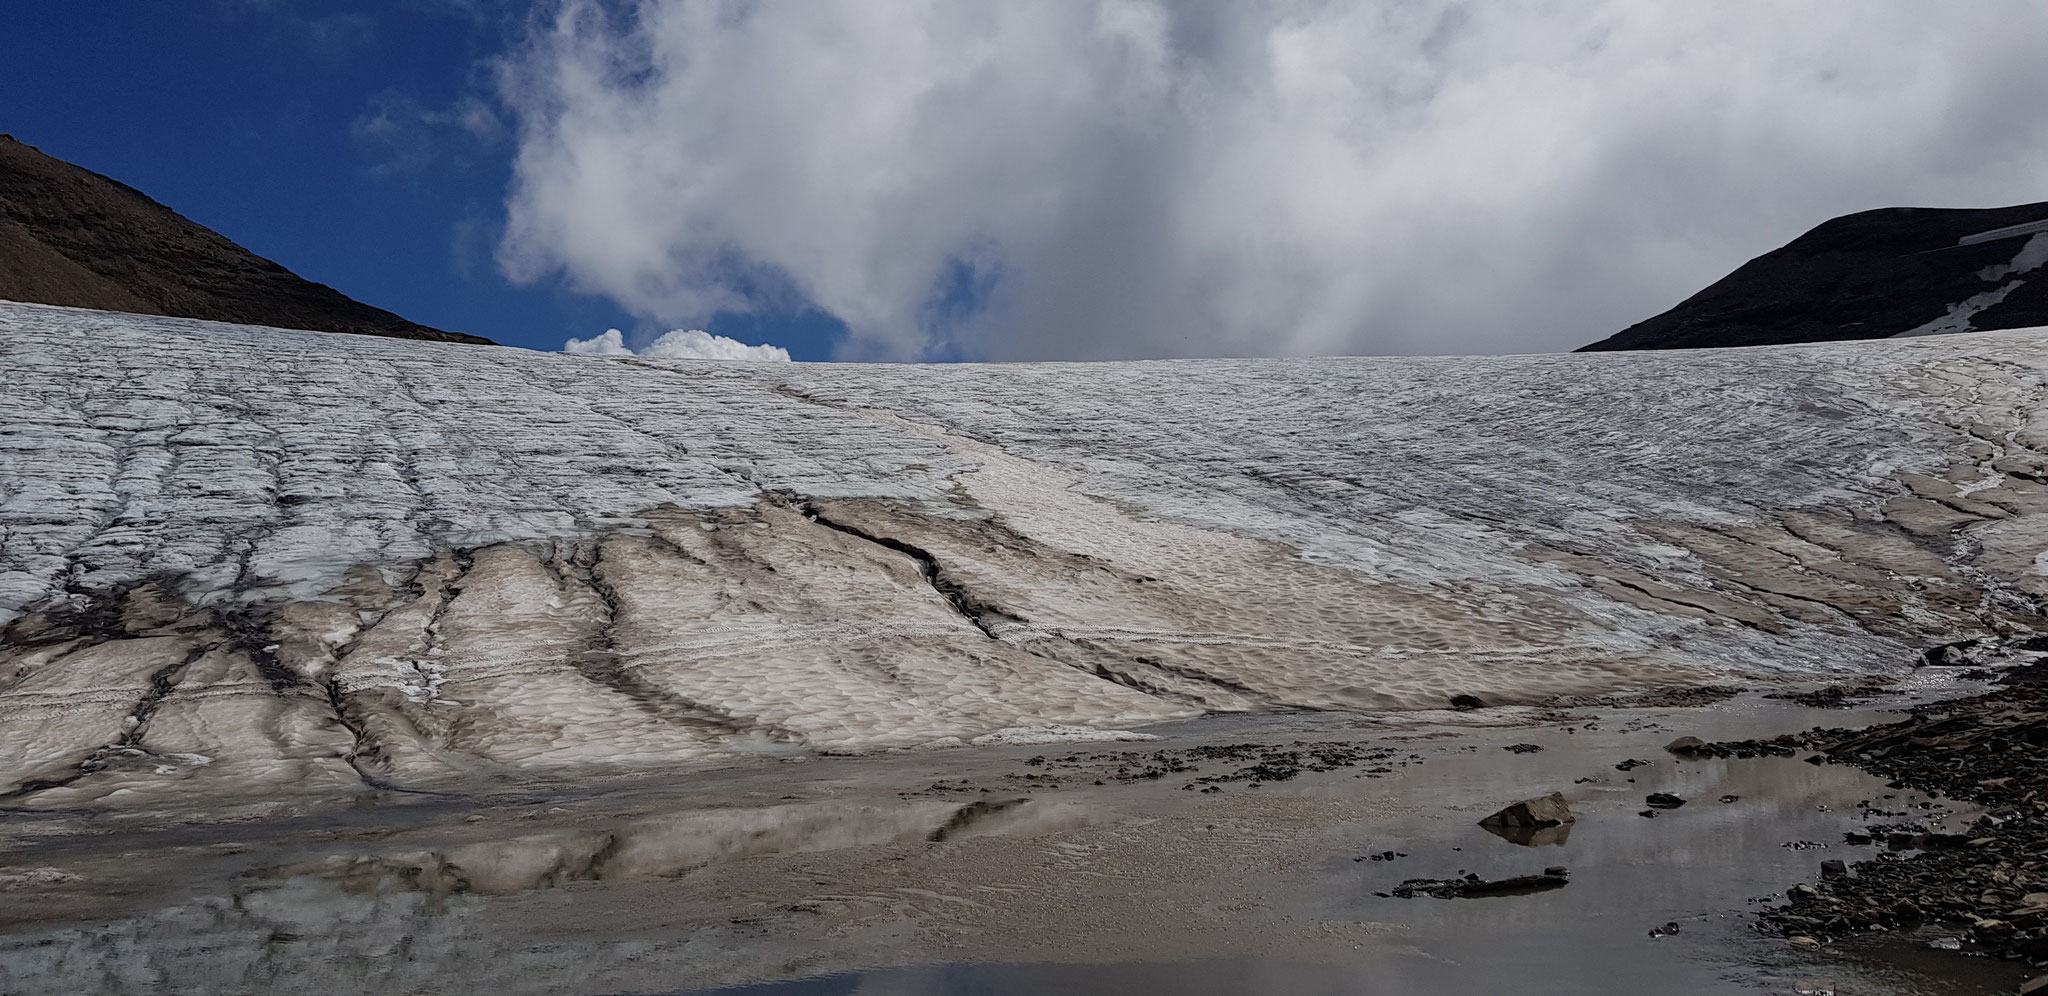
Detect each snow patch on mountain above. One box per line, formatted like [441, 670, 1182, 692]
[1897, 232, 2048, 338]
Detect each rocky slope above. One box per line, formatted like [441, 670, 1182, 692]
[5, 301, 2048, 811]
[0, 135, 488, 344]
[1582, 202, 2048, 350]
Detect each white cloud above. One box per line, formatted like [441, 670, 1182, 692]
[497, 1, 2048, 360]
[564, 327, 791, 361]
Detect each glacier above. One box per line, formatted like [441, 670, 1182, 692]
[4, 299, 2048, 810]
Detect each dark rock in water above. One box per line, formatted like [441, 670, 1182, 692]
[1647, 921, 1681, 938]
[0, 134, 489, 344]
[1479, 793, 1573, 828]
[1719, 794, 1741, 804]
[1843, 831, 1872, 845]
[1579, 201, 2048, 351]
[1819, 859, 1848, 880]
[1449, 694, 1485, 710]
[1664, 736, 1708, 755]
[1644, 792, 1686, 809]
[1390, 867, 1568, 899]
[1479, 792, 1575, 846]
[1638, 810, 1659, 819]
[1503, 743, 1544, 754]
[1615, 758, 1652, 771]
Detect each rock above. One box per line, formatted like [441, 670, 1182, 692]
[1480, 792, 1575, 846]
[1449, 694, 1485, 711]
[1648, 921, 1681, 938]
[2020, 975, 2048, 995]
[1479, 792, 1574, 829]
[1788, 935, 1822, 951]
[1389, 867, 1569, 899]
[1503, 743, 1544, 754]
[1665, 736, 1708, 755]
[1645, 792, 1686, 809]
[1843, 831, 1872, 845]
[1788, 884, 1819, 900]
[1719, 794, 1740, 803]
[1892, 898, 1924, 920]
[1819, 859, 1848, 880]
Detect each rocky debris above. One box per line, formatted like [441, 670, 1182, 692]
[1661, 734, 1801, 760]
[1756, 684, 2048, 964]
[1615, 758, 1653, 771]
[1645, 792, 1687, 809]
[913, 741, 1417, 800]
[1388, 866, 1569, 899]
[1764, 684, 1898, 709]
[1503, 743, 1544, 754]
[1355, 851, 1407, 863]
[1648, 921, 1682, 938]
[1548, 685, 1742, 709]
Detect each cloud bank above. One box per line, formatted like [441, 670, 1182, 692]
[497, 1, 2048, 360]
[564, 327, 792, 361]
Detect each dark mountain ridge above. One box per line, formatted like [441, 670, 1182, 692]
[1582, 201, 2048, 351]
[0, 134, 489, 344]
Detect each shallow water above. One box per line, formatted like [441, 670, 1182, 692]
[0, 687, 2029, 995]
[676, 954, 2027, 996]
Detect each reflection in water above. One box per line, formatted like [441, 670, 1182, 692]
[277, 797, 1092, 897]
[683, 954, 2028, 996]
[1478, 820, 1571, 847]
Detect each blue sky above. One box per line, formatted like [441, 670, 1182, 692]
[0, 1, 846, 358]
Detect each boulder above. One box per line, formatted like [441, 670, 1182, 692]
[1665, 736, 1708, 754]
[1480, 792, 1574, 829]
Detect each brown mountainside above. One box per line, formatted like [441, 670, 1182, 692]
[0, 134, 489, 344]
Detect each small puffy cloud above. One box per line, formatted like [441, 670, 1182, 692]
[563, 328, 791, 361]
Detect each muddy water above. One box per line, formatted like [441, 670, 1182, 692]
[0, 686, 2030, 995]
